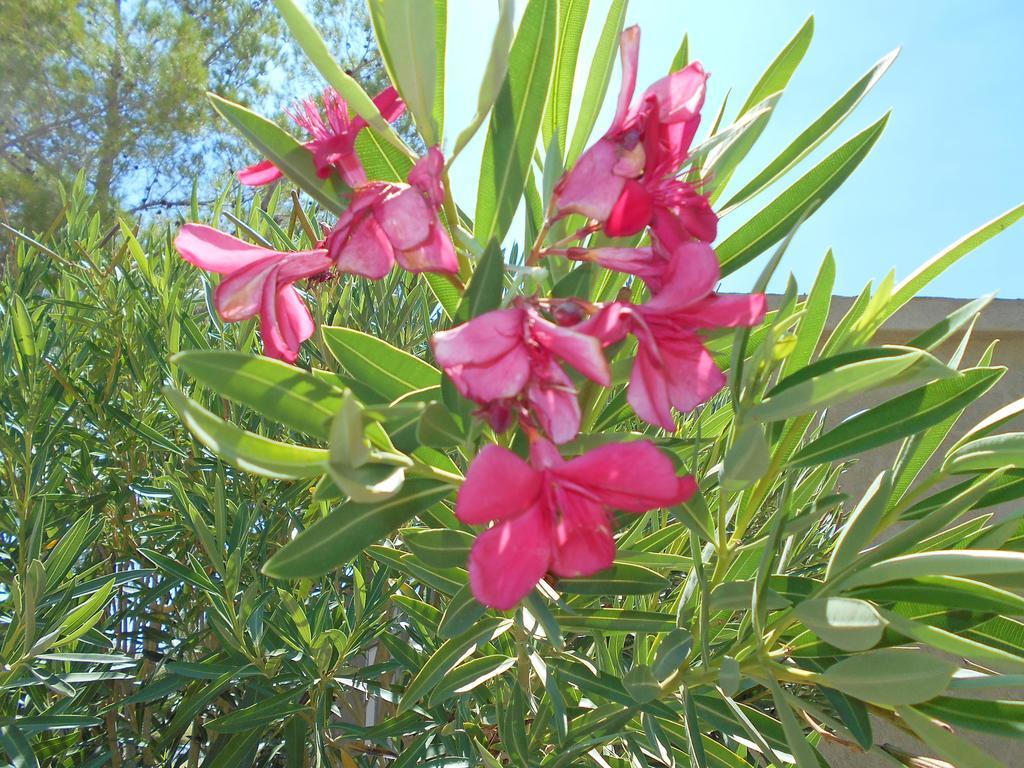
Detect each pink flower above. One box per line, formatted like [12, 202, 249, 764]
[238, 87, 405, 188]
[175, 224, 333, 363]
[457, 439, 697, 609]
[324, 147, 458, 278]
[579, 241, 766, 430]
[431, 302, 611, 443]
[553, 27, 716, 241]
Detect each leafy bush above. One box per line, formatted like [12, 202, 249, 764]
[3, 1, 1024, 767]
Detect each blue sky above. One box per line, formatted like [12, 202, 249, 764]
[443, 1, 1024, 298]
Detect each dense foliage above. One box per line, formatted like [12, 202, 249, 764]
[3, 1, 1024, 767]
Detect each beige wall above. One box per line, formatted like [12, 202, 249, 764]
[795, 297, 1024, 766]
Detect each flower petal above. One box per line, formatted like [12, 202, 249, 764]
[408, 146, 446, 207]
[214, 257, 279, 322]
[663, 335, 727, 413]
[550, 491, 615, 578]
[331, 212, 396, 279]
[554, 138, 626, 221]
[642, 237, 720, 312]
[237, 159, 283, 186]
[627, 334, 676, 431]
[457, 444, 542, 525]
[605, 178, 654, 237]
[468, 504, 552, 610]
[431, 307, 525, 366]
[175, 224, 276, 273]
[527, 360, 581, 445]
[375, 186, 433, 250]
[530, 314, 610, 386]
[611, 26, 641, 132]
[642, 61, 708, 126]
[394, 222, 459, 274]
[675, 293, 768, 329]
[556, 440, 691, 512]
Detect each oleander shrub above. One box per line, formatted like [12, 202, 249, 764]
[3, 2, 1024, 766]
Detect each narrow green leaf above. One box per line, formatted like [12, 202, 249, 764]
[558, 561, 669, 595]
[165, 389, 327, 479]
[475, 0, 558, 244]
[543, 0, 589, 156]
[845, 550, 1024, 589]
[794, 597, 886, 651]
[738, 16, 814, 116]
[824, 649, 955, 706]
[373, 0, 439, 145]
[322, 326, 440, 402]
[718, 113, 889, 277]
[944, 433, 1024, 474]
[456, 240, 504, 320]
[262, 480, 452, 578]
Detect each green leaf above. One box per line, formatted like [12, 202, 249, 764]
[474, 0, 557, 244]
[709, 581, 790, 612]
[623, 665, 660, 704]
[272, 0, 411, 156]
[781, 251, 834, 379]
[883, 202, 1024, 323]
[542, 0, 589, 157]
[909, 293, 995, 352]
[174, 351, 346, 439]
[721, 423, 770, 491]
[565, 0, 626, 165]
[399, 618, 513, 711]
[793, 366, 1003, 468]
[416, 402, 464, 448]
[372, 0, 439, 145]
[793, 597, 886, 652]
[403, 528, 472, 568]
[725, 48, 897, 211]
[206, 687, 306, 733]
[428, 655, 515, 706]
[652, 629, 694, 680]
[456, 240, 504, 321]
[844, 550, 1024, 590]
[718, 113, 889, 277]
[750, 346, 945, 423]
[897, 705, 1007, 768]
[738, 16, 813, 117]
[262, 480, 452, 578]
[450, 0, 514, 159]
[322, 326, 440, 402]
[208, 93, 346, 215]
[11, 294, 35, 362]
[917, 697, 1024, 740]
[0, 725, 38, 768]
[852, 576, 1024, 616]
[552, 609, 676, 633]
[558, 561, 669, 595]
[165, 388, 327, 479]
[438, 584, 487, 639]
[823, 649, 956, 706]
[881, 609, 1024, 672]
[944, 433, 1024, 474]
[826, 471, 891, 579]
[767, 680, 822, 768]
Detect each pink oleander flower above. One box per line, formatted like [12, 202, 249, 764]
[553, 26, 716, 242]
[457, 438, 697, 609]
[175, 224, 333, 363]
[431, 302, 611, 444]
[579, 241, 766, 430]
[324, 147, 458, 277]
[238, 86, 405, 188]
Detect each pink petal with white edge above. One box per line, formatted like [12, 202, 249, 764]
[554, 138, 627, 221]
[527, 360, 581, 445]
[214, 257, 279, 322]
[675, 293, 767, 330]
[457, 444, 542, 525]
[549, 491, 615, 578]
[332, 212, 396, 279]
[530, 315, 610, 386]
[642, 238, 721, 313]
[642, 61, 708, 125]
[394, 223, 459, 274]
[175, 224, 276, 273]
[556, 440, 691, 512]
[468, 504, 552, 610]
[432, 307, 525, 367]
[611, 26, 642, 131]
[374, 186, 433, 250]
[628, 340, 676, 431]
[237, 159, 283, 186]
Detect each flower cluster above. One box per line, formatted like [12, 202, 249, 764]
[173, 26, 766, 610]
[428, 28, 767, 607]
[175, 86, 457, 363]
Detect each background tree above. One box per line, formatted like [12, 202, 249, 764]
[0, 0, 389, 231]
